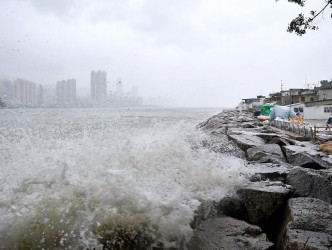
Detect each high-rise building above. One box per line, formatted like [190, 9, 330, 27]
[0, 79, 43, 107]
[91, 70, 107, 102]
[14, 79, 37, 106]
[56, 78, 76, 107]
[0, 79, 14, 103]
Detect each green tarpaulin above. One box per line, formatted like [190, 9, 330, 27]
[261, 104, 275, 116]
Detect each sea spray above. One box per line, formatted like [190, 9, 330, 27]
[0, 108, 251, 249]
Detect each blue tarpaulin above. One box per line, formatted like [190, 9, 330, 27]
[269, 105, 296, 121]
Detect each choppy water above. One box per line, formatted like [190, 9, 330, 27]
[0, 107, 249, 249]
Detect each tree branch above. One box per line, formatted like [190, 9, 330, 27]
[311, 1, 331, 20]
[283, 0, 332, 35]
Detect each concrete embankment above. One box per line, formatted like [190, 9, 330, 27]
[187, 110, 332, 250]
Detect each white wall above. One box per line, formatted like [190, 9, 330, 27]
[304, 105, 332, 120]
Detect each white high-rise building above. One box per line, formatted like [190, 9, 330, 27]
[56, 78, 76, 107]
[0, 79, 44, 107]
[14, 79, 37, 106]
[0, 79, 14, 103]
[91, 70, 107, 102]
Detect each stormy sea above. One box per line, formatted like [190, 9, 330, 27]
[0, 107, 251, 249]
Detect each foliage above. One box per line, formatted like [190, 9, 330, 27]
[277, 0, 332, 36]
[320, 79, 332, 88]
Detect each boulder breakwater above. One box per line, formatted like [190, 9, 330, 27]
[188, 110, 332, 250]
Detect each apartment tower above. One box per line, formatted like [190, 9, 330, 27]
[56, 79, 76, 106]
[91, 70, 107, 102]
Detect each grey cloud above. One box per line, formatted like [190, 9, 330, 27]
[6, 0, 77, 17]
[0, 0, 332, 107]
[88, 0, 205, 49]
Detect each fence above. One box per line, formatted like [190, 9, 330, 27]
[270, 120, 314, 139]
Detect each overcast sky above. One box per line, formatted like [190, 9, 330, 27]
[0, 0, 331, 107]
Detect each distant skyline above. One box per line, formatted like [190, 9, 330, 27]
[0, 0, 331, 107]
[91, 70, 107, 102]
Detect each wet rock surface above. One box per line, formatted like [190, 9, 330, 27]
[247, 162, 291, 182]
[187, 216, 274, 250]
[247, 144, 287, 164]
[228, 133, 266, 151]
[192, 110, 332, 250]
[216, 196, 248, 221]
[236, 181, 292, 225]
[278, 198, 332, 250]
[286, 167, 332, 204]
[284, 144, 332, 169]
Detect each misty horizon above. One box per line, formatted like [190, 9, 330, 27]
[1, 0, 332, 107]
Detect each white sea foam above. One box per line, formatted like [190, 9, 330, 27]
[0, 108, 251, 249]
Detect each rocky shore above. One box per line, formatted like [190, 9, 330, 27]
[187, 110, 332, 250]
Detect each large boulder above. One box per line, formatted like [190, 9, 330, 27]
[236, 181, 292, 225]
[246, 163, 292, 182]
[201, 131, 246, 159]
[198, 115, 225, 129]
[237, 116, 256, 123]
[256, 144, 285, 157]
[247, 147, 272, 163]
[210, 141, 246, 158]
[216, 196, 248, 221]
[277, 198, 332, 249]
[254, 133, 286, 143]
[187, 216, 274, 250]
[190, 200, 218, 230]
[247, 144, 287, 163]
[228, 133, 266, 152]
[283, 144, 332, 169]
[209, 127, 228, 137]
[286, 167, 332, 204]
[241, 123, 256, 128]
[268, 137, 294, 147]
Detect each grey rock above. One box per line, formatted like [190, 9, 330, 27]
[246, 163, 291, 182]
[268, 137, 294, 146]
[242, 122, 256, 128]
[208, 132, 229, 144]
[247, 144, 287, 163]
[187, 216, 274, 250]
[198, 115, 227, 129]
[281, 230, 332, 250]
[237, 116, 256, 123]
[227, 127, 245, 135]
[278, 198, 332, 250]
[283, 145, 332, 169]
[209, 127, 228, 137]
[203, 132, 246, 159]
[236, 181, 292, 224]
[228, 127, 266, 134]
[257, 144, 285, 157]
[228, 134, 266, 151]
[319, 169, 332, 182]
[254, 133, 283, 143]
[286, 167, 332, 204]
[260, 126, 277, 134]
[190, 200, 218, 229]
[216, 196, 248, 221]
[210, 141, 246, 159]
[247, 147, 270, 162]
